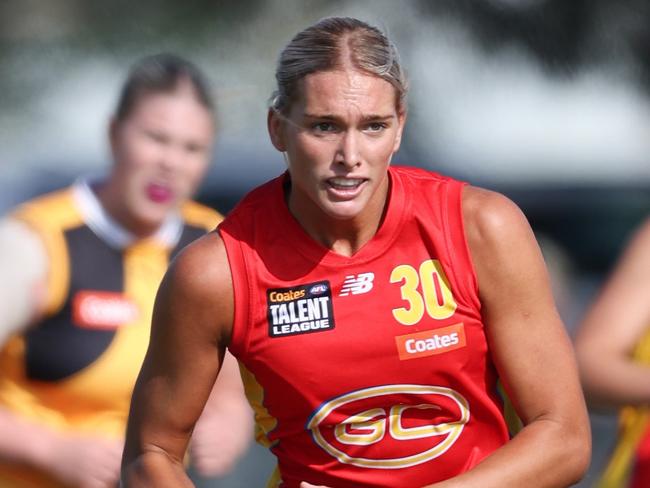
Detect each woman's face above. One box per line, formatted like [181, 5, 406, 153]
[269, 69, 405, 224]
[109, 87, 214, 233]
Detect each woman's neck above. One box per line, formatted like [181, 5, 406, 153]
[287, 177, 390, 257]
[94, 179, 158, 239]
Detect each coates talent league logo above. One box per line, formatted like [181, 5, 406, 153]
[266, 281, 334, 338]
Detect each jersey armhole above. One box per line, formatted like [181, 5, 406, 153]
[443, 181, 481, 312]
[218, 224, 252, 357]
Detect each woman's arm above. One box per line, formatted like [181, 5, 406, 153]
[427, 187, 590, 488]
[0, 218, 48, 343]
[575, 218, 650, 407]
[189, 350, 253, 478]
[121, 231, 234, 487]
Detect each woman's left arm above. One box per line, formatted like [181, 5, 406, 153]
[429, 186, 591, 488]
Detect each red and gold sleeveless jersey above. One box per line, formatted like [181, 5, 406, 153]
[220, 166, 510, 488]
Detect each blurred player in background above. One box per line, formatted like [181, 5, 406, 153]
[0, 53, 251, 488]
[576, 218, 650, 488]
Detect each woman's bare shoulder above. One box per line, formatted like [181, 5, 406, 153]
[159, 230, 234, 343]
[461, 185, 532, 251]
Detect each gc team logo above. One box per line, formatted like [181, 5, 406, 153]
[307, 384, 469, 469]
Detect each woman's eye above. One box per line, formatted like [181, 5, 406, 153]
[367, 122, 386, 132]
[146, 131, 168, 144]
[313, 122, 336, 132]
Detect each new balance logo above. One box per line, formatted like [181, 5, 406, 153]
[339, 272, 375, 296]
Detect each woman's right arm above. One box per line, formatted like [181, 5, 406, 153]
[121, 231, 234, 487]
[575, 218, 650, 407]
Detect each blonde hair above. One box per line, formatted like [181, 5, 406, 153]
[271, 17, 408, 114]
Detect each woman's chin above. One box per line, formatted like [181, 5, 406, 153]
[321, 202, 365, 222]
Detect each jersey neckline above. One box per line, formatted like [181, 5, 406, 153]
[273, 166, 411, 266]
[72, 178, 183, 250]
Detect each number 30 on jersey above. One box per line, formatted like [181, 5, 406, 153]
[390, 259, 457, 326]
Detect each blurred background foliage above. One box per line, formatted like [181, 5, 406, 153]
[3, 0, 647, 276]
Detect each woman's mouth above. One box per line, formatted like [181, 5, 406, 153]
[146, 183, 174, 204]
[326, 177, 366, 198]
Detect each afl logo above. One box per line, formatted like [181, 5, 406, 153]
[309, 283, 328, 295]
[307, 384, 469, 469]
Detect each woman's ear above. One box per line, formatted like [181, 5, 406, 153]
[268, 109, 287, 152]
